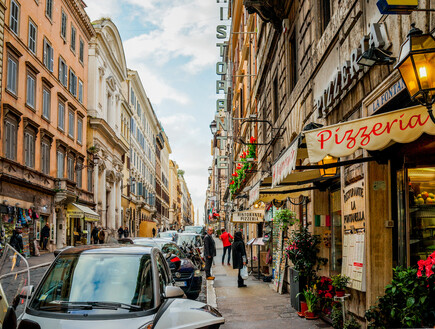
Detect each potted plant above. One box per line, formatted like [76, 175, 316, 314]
[297, 288, 319, 319]
[274, 209, 298, 229]
[331, 274, 350, 297]
[316, 276, 335, 315]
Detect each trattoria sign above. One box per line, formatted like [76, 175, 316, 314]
[305, 106, 435, 163]
[231, 209, 264, 223]
[272, 141, 298, 188]
[343, 180, 365, 231]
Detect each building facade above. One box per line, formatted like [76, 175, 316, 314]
[0, 0, 95, 251]
[215, 0, 435, 326]
[169, 159, 180, 229]
[87, 18, 129, 236]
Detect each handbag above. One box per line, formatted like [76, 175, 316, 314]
[240, 265, 248, 280]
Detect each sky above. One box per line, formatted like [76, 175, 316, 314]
[85, 0, 227, 224]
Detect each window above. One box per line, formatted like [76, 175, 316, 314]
[70, 25, 76, 53]
[26, 73, 36, 108]
[4, 119, 17, 160]
[41, 140, 50, 175]
[28, 20, 37, 54]
[69, 70, 77, 96]
[67, 155, 74, 181]
[58, 101, 65, 131]
[45, 0, 53, 20]
[61, 11, 67, 39]
[87, 168, 93, 192]
[68, 110, 74, 138]
[321, 0, 331, 34]
[76, 160, 82, 188]
[289, 33, 298, 92]
[58, 57, 67, 87]
[43, 39, 53, 72]
[78, 80, 83, 103]
[77, 117, 82, 144]
[7, 55, 18, 94]
[9, 0, 19, 35]
[57, 150, 64, 178]
[42, 88, 51, 119]
[24, 131, 35, 168]
[79, 38, 84, 63]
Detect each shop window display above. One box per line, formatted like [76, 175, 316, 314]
[408, 167, 435, 264]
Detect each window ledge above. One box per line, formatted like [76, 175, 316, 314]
[41, 115, 50, 124]
[5, 89, 18, 100]
[25, 103, 36, 112]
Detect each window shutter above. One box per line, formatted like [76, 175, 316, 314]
[64, 65, 68, 86]
[31, 135, 35, 167]
[43, 41, 47, 67]
[49, 46, 54, 71]
[12, 124, 16, 160]
[58, 58, 61, 80]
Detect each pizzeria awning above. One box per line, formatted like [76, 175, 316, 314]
[304, 105, 435, 163]
[67, 203, 100, 222]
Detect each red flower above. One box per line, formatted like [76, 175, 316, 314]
[250, 136, 256, 144]
[230, 180, 235, 185]
[243, 151, 247, 157]
[325, 293, 332, 299]
[232, 172, 238, 177]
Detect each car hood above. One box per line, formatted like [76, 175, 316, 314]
[180, 258, 195, 271]
[21, 313, 153, 329]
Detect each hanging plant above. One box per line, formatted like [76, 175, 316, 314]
[274, 209, 298, 229]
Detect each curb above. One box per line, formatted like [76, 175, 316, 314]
[206, 279, 217, 308]
[29, 262, 52, 270]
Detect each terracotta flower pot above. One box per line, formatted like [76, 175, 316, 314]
[335, 290, 345, 297]
[297, 301, 308, 317]
[304, 311, 315, 318]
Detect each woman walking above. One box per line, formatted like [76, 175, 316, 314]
[232, 231, 247, 288]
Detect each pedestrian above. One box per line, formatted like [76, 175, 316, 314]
[124, 226, 129, 237]
[9, 225, 24, 267]
[98, 228, 105, 244]
[91, 225, 99, 244]
[41, 222, 50, 250]
[204, 226, 216, 280]
[152, 227, 156, 237]
[117, 226, 124, 239]
[232, 231, 247, 288]
[219, 228, 233, 265]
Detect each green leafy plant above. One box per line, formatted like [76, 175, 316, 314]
[343, 316, 361, 329]
[297, 288, 318, 313]
[285, 226, 328, 285]
[331, 274, 351, 290]
[88, 145, 99, 154]
[274, 209, 298, 229]
[331, 303, 343, 329]
[365, 266, 435, 328]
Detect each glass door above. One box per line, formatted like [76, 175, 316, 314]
[330, 190, 342, 275]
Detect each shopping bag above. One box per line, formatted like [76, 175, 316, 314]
[240, 265, 248, 280]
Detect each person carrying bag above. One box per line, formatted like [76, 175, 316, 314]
[232, 231, 248, 287]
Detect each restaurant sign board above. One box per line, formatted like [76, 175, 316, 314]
[305, 106, 435, 163]
[272, 141, 298, 188]
[231, 209, 264, 223]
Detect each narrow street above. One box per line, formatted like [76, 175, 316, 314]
[211, 238, 332, 329]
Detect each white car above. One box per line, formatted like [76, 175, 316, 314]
[0, 244, 224, 329]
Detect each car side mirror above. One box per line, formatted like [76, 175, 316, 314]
[164, 286, 184, 299]
[19, 285, 34, 299]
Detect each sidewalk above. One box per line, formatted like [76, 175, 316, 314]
[211, 237, 331, 329]
[26, 251, 55, 269]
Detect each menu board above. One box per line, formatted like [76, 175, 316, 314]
[22, 228, 30, 258]
[342, 233, 366, 291]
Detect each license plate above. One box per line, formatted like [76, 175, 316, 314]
[175, 281, 187, 287]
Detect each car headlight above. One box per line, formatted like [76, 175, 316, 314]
[138, 322, 153, 329]
[194, 269, 201, 277]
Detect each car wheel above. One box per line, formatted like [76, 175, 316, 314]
[186, 292, 200, 300]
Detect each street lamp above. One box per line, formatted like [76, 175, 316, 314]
[210, 119, 217, 135]
[208, 166, 212, 175]
[318, 155, 338, 177]
[395, 23, 435, 123]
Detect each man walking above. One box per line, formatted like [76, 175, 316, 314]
[220, 228, 233, 265]
[91, 225, 99, 244]
[41, 222, 50, 250]
[117, 226, 124, 239]
[204, 226, 216, 280]
[9, 225, 24, 267]
[152, 227, 156, 237]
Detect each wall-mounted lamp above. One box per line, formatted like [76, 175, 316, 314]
[395, 24, 435, 123]
[208, 166, 213, 175]
[210, 120, 217, 135]
[318, 155, 338, 177]
[357, 46, 395, 67]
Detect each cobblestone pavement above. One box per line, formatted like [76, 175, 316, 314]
[211, 238, 332, 329]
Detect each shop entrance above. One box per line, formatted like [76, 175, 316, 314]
[70, 218, 85, 246]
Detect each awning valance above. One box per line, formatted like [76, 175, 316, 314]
[304, 105, 435, 163]
[67, 203, 100, 222]
[257, 184, 312, 203]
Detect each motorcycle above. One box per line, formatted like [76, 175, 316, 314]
[180, 242, 205, 271]
[0, 244, 34, 329]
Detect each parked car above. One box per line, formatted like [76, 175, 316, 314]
[156, 230, 178, 241]
[0, 244, 224, 329]
[184, 226, 205, 237]
[119, 238, 202, 300]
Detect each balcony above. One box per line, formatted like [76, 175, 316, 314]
[243, 0, 289, 31]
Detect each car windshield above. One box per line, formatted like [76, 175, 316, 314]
[30, 253, 154, 313]
[158, 231, 175, 238]
[177, 235, 202, 247]
[184, 226, 203, 234]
